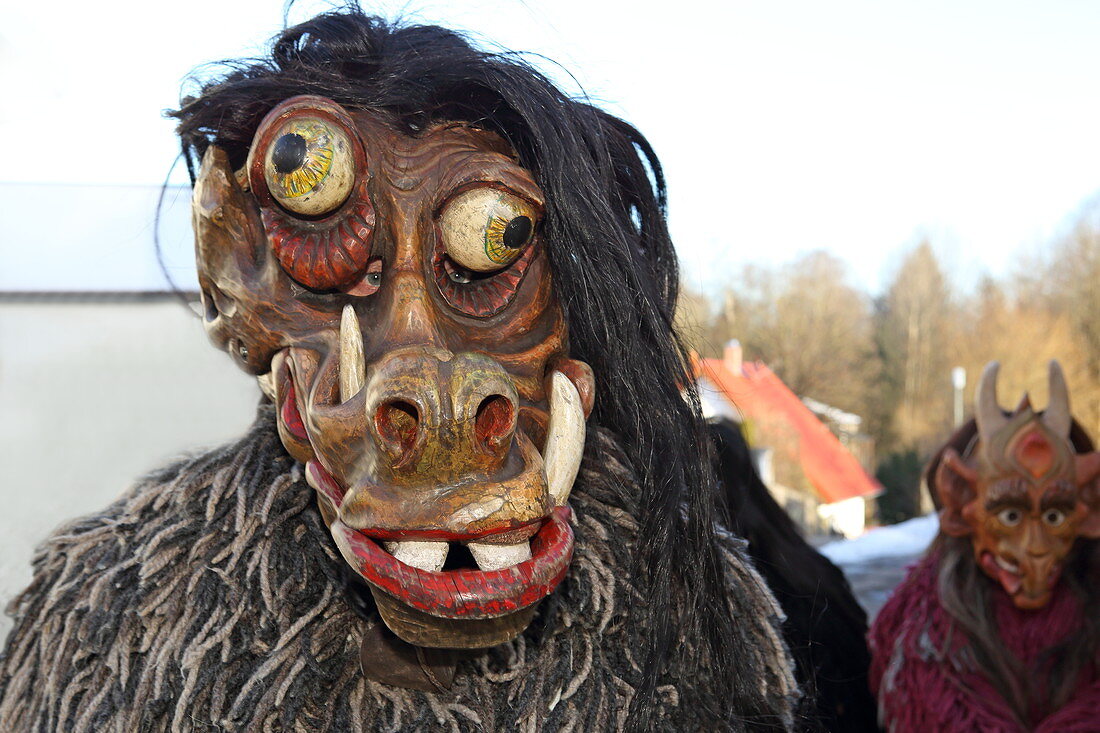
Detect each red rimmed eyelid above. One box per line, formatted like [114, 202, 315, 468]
[260, 183, 377, 290]
[245, 96, 378, 291]
[432, 238, 539, 318]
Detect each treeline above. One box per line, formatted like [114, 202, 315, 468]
[679, 199, 1100, 524]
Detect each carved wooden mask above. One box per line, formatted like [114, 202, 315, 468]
[192, 96, 595, 648]
[935, 361, 1100, 609]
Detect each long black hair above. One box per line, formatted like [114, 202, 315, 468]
[171, 9, 771, 728]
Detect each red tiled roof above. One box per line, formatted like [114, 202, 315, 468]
[698, 358, 881, 503]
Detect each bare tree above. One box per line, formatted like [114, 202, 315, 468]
[874, 241, 955, 452]
[711, 251, 877, 416]
[952, 278, 1091, 431]
[1026, 201, 1100, 435]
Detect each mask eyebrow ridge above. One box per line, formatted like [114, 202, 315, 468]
[985, 479, 1028, 504]
[1040, 482, 1078, 511]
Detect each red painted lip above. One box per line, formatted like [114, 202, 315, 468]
[332, 506, 574, 620]
[981, 552, 1023, 596]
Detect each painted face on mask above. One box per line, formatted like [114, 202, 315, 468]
[192, 96, 595, 648]
[936, 361, 1100, 610]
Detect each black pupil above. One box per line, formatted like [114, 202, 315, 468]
[272, 133, 308, 174]
[503, 216, 532, 249]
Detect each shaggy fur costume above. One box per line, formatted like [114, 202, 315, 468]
[0, 405, 796, 731]
[870, 551, 1100, 732]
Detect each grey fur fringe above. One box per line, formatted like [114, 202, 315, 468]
[0, 405, 794, 731]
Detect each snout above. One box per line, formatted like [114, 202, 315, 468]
[366, 348, 519, 479]
[336, 347, 549, 539]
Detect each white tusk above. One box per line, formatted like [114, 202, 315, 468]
[305, 466, 320, 491]
[545, 371, 586, 506]
[339, 305, 366, 402]
[382, 540, 449, 572]
[467, 541, 532, 571]
[256, 372, 276, 400]
[304, 467, 337, 517]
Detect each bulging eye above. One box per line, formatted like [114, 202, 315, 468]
[264, 118, 355, 217]
[1043, 509, 1066, 527]
[997, 508, 1022, 527]
[439, 188, 538, 272]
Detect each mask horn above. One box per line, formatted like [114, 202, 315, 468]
[976, 361, 1008, 445]
[1042, 360, 1072, 438]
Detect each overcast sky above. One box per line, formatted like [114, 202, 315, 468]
[3, 0, 1099, 295]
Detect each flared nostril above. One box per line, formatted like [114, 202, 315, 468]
[374, 400, 420, 460]
[475, 394, 516, 452]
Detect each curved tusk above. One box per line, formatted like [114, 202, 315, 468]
[1042, 360, 1072, 438]
[256, 371, 276, 400]
[382, 540, 449, 572]
[339, 305, 366, 403]
[975, 361, 1008, 445]
[545, 370, 586, 506]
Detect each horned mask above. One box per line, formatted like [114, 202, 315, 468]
[192, 96, 595, 649]
[936, 361, 1100, 609]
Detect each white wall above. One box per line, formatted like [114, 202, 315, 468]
[0, 300, 258, 643]
[817, 496, 867, 539]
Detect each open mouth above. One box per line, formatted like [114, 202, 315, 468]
[981, 551, 1024, 596]
[980, 551, 1061, 601]
[331, 506, 573, 619]
[306, 459, 575, 619]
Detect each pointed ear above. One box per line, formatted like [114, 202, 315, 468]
[1077, 452, 1100, 538]
[935, 448, 978, 537]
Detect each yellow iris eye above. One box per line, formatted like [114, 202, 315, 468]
[440, 188, 538, 272]
[263, 118, 354, 217]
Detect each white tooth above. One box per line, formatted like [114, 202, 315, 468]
[467, 541, 532, 571]
[995, 556, 1019, 574]
[339, 305, 365, 402]
[256, 372, 276, 400]
[545, 371, 586, 505]
[382, 540, 449, 572]
[305, 469, 320, 491]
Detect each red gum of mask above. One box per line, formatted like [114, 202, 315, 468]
[332, 506, 573, 619]
[280, 380, 308, 440]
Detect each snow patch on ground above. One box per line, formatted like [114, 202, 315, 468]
[820, 513, 939, 565]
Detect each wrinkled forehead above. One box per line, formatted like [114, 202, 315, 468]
[356, 114, 515, 163]
[247, 104, 540, 204]
[372, 116, 520, 174]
